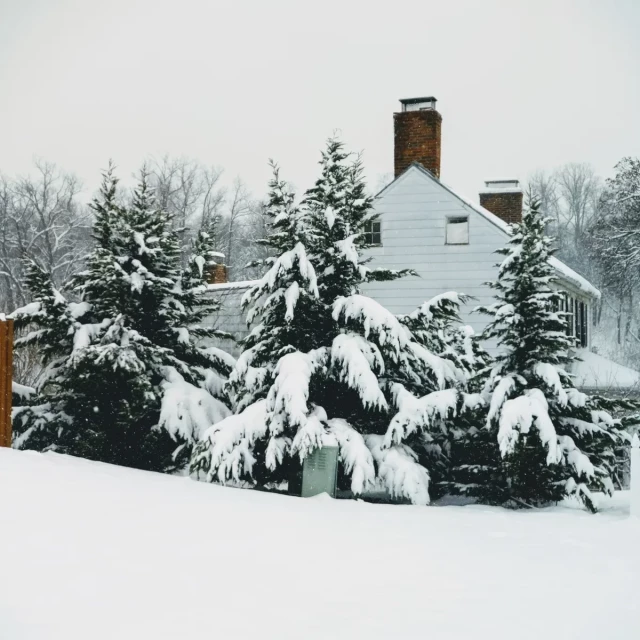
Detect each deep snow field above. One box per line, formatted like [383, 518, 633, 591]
[1, 448, 639, 640]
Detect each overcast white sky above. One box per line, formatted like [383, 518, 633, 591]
[1, 0, 639, 203]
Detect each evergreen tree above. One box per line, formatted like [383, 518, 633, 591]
[12, 165, 232, 471]
[192, 162, 323, 486]
[180, 216, 235, 390]
[11, 260, 78, 452]
[236, 161, 324, 403]
[303, 139, 412, 302]
[399, 294, 493, 497]
[475, 197, 628, 511]
[192, 141, 481, 504]
[183, 216, 222, 292]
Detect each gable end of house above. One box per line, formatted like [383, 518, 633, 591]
[375, 162, 600, 301]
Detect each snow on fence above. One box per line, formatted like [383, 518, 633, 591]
[0, 316, 13, 447]
[631, 433, 640, 518]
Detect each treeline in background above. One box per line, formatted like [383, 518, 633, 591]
[2, 155, 640, 371]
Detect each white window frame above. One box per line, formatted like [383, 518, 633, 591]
[445, 216, 469, 245]
[561, 293, 588, 348]
[364, 218, 382, 246]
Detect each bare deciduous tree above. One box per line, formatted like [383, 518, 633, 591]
[528, 169, 560, 234]
[0, 160, 90, 311]
[219, 178, 252, 279]
[149, 156, 226, 264]
[556, 163, 601, 252]
[527, 163, 602, 278]
[0, 161, 91, 386]
[147, 157, 269, 279]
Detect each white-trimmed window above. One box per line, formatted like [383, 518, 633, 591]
[364, 218, 382, 246]
[577, 300, 588, 348]
[446, 216, 469, 245]
[560, 293, 588, 348]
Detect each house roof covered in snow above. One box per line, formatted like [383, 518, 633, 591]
[571, 349, 640, 392]
[378, 163, 601, 300]
[205, 280, 257, 292]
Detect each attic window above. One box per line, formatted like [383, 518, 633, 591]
[446, 216, 469, 245]
[364, 218, 382, 246]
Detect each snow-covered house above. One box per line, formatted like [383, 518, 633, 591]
[362, 97, 598, 355]
[205, 96, 639, 393]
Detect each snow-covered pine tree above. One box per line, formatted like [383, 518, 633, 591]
[191, 162, 323, 486]
[444, 337, 500, 503]
[398, 292, 491, 381]
[476, 197, 628, 511]
[303, 139, 414, 300]
[179, 217, 236, 404]
[192, 141, 481, 504]
[397, 293, 498, 500]
[12, 165, 232, 471]
[397, 293, 493, 496]
[297, 139, 423, 438]
[11, 259, 79, 452]
[183, 216, 222, 291]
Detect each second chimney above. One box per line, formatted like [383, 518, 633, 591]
[394, 96, 442, 179]
[479, 179, 523, 225]
[207, 252, 228, 284]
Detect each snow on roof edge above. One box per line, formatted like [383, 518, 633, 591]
[547, 257, 600, 299]
[206, 280, 258, 292]
[459, 187, 601, 299]
[479, 186, 523, 195]
[384, 164, 600, 300]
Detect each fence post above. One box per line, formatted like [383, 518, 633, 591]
[631, 433, 640, 518]
[0, 316, 13, 448]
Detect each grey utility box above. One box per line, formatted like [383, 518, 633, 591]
[301, 446, 339, 498]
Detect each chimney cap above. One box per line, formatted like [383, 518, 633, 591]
[399, 96, 437, 112]
[400, 96, 437, 105]
[480, 178, 522, 194]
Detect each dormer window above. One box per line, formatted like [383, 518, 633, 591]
[446, 216, 469, 245]
[364, 218, 382, 246]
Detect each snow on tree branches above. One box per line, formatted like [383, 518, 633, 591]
[191, 139, 483, 504]
[470, 197, 628, 511]
[11, 163, 233, 472]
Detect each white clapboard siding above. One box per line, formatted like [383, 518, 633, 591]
[202, 284, 253, 357]
[361, 166, 505, 342]
[361, 165, 595, 352]
[202, 165, 597, 359]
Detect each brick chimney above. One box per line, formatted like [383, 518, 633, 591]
[479, 179, 523, 225]
[394, 97, 442, 178]
[206, 252, 228, 284]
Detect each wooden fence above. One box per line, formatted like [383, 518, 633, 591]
[0, 317, 13, 447]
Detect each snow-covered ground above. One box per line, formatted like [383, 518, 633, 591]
[1, 449, 639, 640]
